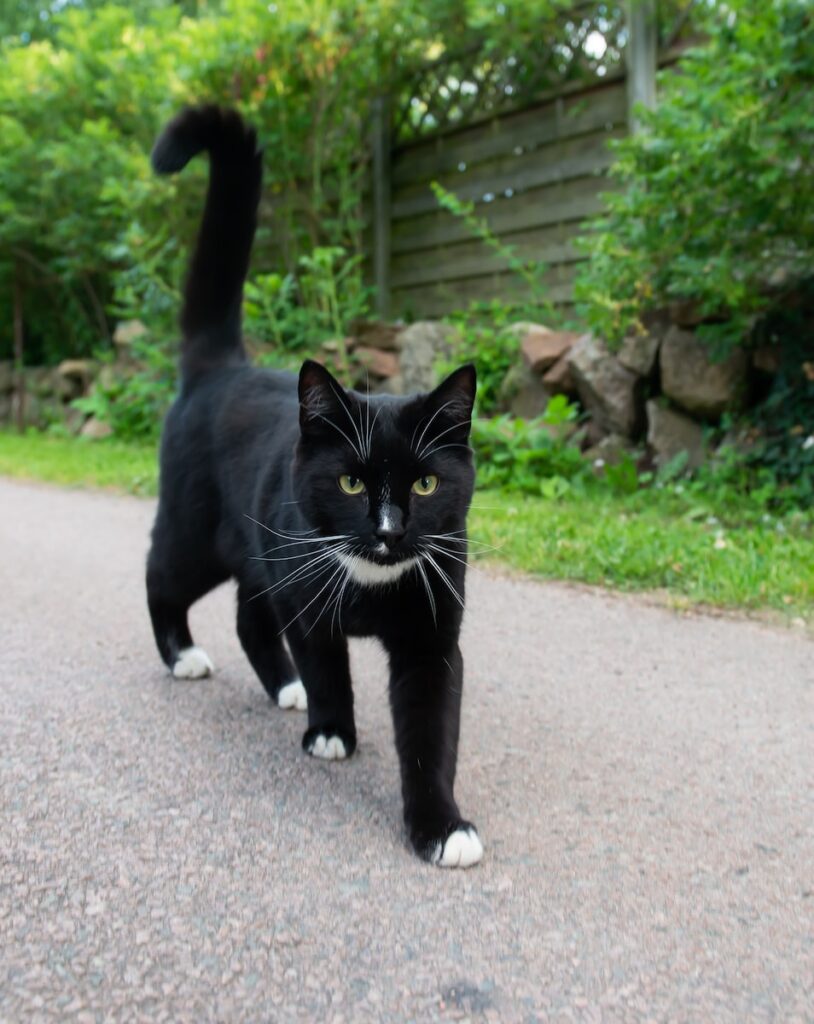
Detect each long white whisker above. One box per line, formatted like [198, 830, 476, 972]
[256, 534, 350, 557]
[244, 514, 321, 540]
[304, 556, 351, 638]
[415, 559, 437, 628]
[421, 550, 466, 610]
[277, 557, 348, 637]
[249, 546, 344, 601]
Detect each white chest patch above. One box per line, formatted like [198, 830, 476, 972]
[337, 552, 418, 587]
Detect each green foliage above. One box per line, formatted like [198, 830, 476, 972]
[575, 0, 814, 349]
[470, 396, 586, 495]
[73, 333, 176, 440]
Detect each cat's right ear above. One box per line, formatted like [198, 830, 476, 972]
[298, 359, 349, 437]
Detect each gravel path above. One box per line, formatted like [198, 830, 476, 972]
[1, 478, 812, 1023]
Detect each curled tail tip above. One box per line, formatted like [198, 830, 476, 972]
[150, 104, 261, 176]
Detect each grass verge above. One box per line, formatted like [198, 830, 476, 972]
[2, 431, 811, 621]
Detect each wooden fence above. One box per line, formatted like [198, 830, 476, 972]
[368, 0, 669, 321]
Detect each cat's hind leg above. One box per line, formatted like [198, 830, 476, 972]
[146, 545, 227, 679]
[236, 582, 306, 711]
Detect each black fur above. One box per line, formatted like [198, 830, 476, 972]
[146, 106, 481, 864]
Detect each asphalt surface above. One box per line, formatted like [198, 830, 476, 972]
[1, 477, 813, 1023]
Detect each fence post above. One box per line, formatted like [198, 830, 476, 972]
[371, 94, 392, 320]
[626, 0, 657, 131]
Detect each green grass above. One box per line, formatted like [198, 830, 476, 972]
[0, 431, 158, 496]
[2, 430, 812, 621]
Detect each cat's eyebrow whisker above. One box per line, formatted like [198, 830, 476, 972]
[412, 399, 457, 455]
[366, 404, 382, 461]
[314, 412, 365, 462]
[421, 550, 466, 610]
[417, 418, 469, 461]
[414, 559, 437, 628]
[420, 443, 471, 458]
[328, 382, 367, 462]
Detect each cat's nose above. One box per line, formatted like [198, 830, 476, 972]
[376, 508, 405, 549]
[376, 523, 406, 549]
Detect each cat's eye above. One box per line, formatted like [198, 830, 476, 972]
[412, 474, 439, 496]
[338, 474, 366, 495]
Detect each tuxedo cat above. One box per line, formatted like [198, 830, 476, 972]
[146, 106, 482, 868]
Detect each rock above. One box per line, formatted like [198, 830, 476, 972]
[617, 330, 660, 378]
[373, 375, 404, 396]
[0, 361, 14, 393]
[25, 366, 55, 398]
[583, 432, 633, 466]
[660, 326, 748, 419]
[567, 333, 643, 437]
[80, 416, 114, 440]
[667, 299, 709, 327]
[10, 392, 46, 429]
[497, 361, 549, 418]
[353, 346, 400, 379]
[646, 400, 707, 470]
[113, 319, 149, 349]
[56, 359, 97, 400]
[398, 321, 458, 393]
[503, 321, 554, 343]
[63, 406, 88, 435]
[520, 329, 581, 374]
[351, 320, 403, 352]
[542, 353, 578, 397]
[320, 338, 354, 356]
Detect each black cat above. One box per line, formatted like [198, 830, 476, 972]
[146, 106, 482, 868]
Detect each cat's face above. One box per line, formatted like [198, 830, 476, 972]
[293, 360, 476, 570]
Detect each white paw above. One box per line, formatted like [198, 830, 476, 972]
[432, 828, 484, 869]
[277, 680, 308, 711]
[172, 646, 214, 680]
[308, 734, 347, 760]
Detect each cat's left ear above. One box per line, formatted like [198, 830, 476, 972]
[298, 359, 353, 439]
[419, 363, 477, 448]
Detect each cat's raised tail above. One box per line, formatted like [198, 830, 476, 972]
[151, 105, 262, 380]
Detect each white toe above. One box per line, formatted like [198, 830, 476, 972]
[308, 734, 347, 761]
[277, 680, 308, 711]
[433, 828, 484, 869]
[172, 646, 214, 680]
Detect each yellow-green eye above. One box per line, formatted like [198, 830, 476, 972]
[338, 474, 366, 495]
[412, 474, 439, 496]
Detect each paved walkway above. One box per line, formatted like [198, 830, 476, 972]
[1, 478, 812, 1022]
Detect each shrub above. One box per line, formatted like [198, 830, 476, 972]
[575, 0, 814, 351]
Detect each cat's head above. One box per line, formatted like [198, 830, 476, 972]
[293, 359, 476, 572]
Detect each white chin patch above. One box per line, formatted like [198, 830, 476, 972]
[337, 552, 418, 587]
[432, 828, 484, 869]
[307, 734, 347, 760]
[277, 680, 308, 711]
[172, 646, 214, 680]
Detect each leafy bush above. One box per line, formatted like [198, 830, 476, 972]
[470, 396, 587, 496]
[575, 0, 814, 350]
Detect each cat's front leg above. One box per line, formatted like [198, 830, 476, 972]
[285, 624, 357, 760]
[387, 642, 483, 868]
